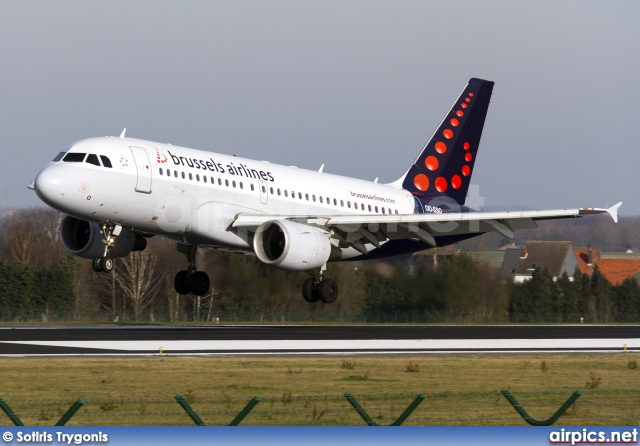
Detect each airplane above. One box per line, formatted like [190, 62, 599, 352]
[31, 78, 621, 304]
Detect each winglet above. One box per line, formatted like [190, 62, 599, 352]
[607, 201, 622, 223]
[120, 128, 126, 139]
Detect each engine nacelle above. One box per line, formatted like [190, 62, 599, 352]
[253, 220, 331, 271]
[60, 215, 147, 259]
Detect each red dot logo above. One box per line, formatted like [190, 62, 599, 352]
[450, 118, 459, 127]
[462, 165, 471, 176]
[468, 92, 474, 97]
[451, 175, 462, 189]
[456, 110, 464, 117]
[435, 177, 448, 192]
[463, 142, 470, 150]
[465, 97, 471, 102]
[465, 153, 473, 162]
[414, 174, 429, 191]
[425, 156, 439, 171]
[443, 129, 453, 139]
[435, 141, 447, 154]
[461, 103, 467, 109]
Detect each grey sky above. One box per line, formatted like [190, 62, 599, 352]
[1, 1, 639, 213]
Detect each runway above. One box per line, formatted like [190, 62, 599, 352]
[0, 325, 638, 356]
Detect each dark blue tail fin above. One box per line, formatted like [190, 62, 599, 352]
[399, 78, 494, 206]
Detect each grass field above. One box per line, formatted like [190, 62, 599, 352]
[0, 354, 639, 426]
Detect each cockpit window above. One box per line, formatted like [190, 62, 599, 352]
[100, 155, 112, 168]
[52, 152, 66, 162]
[63, 152, 86, 162]
[86, 154, 100, 166]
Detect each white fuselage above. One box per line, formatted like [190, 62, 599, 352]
[35, 137, 415, 258]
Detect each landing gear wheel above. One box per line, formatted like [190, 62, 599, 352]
[188, 271, 210, 296]
[174, 270, 190, 295]
[101, 257, 114, 273]
[318, 278, 338, 304]
[92, 257, 103, 272]
[92, 257, 114, 273]
[302, 277, 319, 302]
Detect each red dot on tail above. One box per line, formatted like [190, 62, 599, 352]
[468, 92, 474, 97]
[456, 110, 464, 117]
[465, 153, 472, 162]
[450, 118, 459, 127]
[425, 156, 439, 171]
[463, 142, 470, 150]
[465, 97, 471, 102]
[435, 141, 447, 154]
[435, 177, 448, 192]
[414, 174, 429, 191]
[461, 103, 467, 109]
[451, 175, 462, 189]
[443, 129, 453, 139]
[462, 165, 471, 176]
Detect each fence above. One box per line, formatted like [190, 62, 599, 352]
[2, 389, 638, 426]
[1, 307, 602, 324]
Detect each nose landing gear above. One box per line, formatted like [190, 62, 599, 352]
[92, 223, 118, 273]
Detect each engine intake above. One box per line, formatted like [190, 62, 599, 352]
[253, 220, 331, 271]
[60, 215, 147, 259]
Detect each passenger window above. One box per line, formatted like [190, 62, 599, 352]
[251, 184, 255, 191]
[159, 168, 163, 175]
[319, 196, 323, 204]
[333, 199, 337, 206]
[326, 197, 330, 204]
[218, 178, 222, 185]
[262, 185, 266, 193]
[232, 180, 236, 188]
[240, 182, 243, 189]
[298, 192, 302, 199]
[174, 171, 178, 178]
[340, 200, 344, 207]
[305, 193, 309, 201]
[189, 173, 193, 180]
[196, 174, 200, 182]
[312, 195, 316, 202]
[225, 179, 229, 187]
[375, 206, 378, 213]
[277, 188, 281, 196]
[63, 153, 86, 162]
[284, 190, 288, 197]
[382, 207, 385, 214]
[347, 201, 351, 208]
[181, 172, 185, 179]
[53, 152, 66, 162]
[270, 187, 274, 194]
[86, 154, 100, 166]
[203, 176, 207, 183]
[368, 205, 372, 212]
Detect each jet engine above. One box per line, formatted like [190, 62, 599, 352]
[253, 220, 331, 271]
[60, 215, 147, 259]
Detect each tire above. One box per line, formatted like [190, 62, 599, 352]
[188, 271, 210, 296]
[92, 257, 103, 272]
[174, 270, 191, 295]
[302, 277, 319, 303]
[101, 257, 114, 273]
[318, 278, 338, 304]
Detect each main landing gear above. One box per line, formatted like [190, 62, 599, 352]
[174, 244, 210, 296]
[301, 264, 339, 304]
[92, 223, 117, 273]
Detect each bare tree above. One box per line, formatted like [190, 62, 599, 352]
[116, 251, 165, 320]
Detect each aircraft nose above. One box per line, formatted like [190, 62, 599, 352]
[34, 164, 67, 208]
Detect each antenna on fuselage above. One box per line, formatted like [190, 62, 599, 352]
[374, 178, 378, 183]
[318, 164, 324, 173]
[120, 128, 126, 139]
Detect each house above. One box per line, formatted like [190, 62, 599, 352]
[501, 241, 578, 283]
[575, 247, 640, 284]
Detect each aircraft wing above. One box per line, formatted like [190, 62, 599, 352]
[232, 202, 621, 251]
